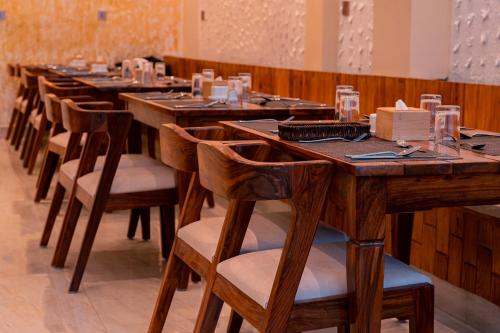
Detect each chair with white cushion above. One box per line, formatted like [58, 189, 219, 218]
[192, 141, 434, 333]
[10, 68, 38, 150]
[5, 64, 23, 141]
[147, 125, 347, 333]
[45, 100, 178, 292]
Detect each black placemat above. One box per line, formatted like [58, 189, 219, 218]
[235, 121, 454, 163]
[460, 136, 500, 156]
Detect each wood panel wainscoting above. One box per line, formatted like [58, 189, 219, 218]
[165, 55, 500, 307]
[164, 56, 500, 132]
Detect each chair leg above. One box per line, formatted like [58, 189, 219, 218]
[140, 208, 151, 240]
[148, 251, 190, 333]
[51, 198, 83, 268]
[40, 184, 66, 246]
[10, 111, 23, 146]
[159, 205, 175, 259]
[226, 310, 244, 333]
[20, 124, 33, 162]
[410, 284, 434, 333]
[337, 325, 350, 333]
[68, 201, 107, 292]
[193, 287, 224, 333]
[127, 209, 141, 239]
[34, 151, 59, 202]
[27, 124, 46, 174]
[5, 109, 18, 140]
[177, 266, 191, 290]
[14, 113, 28, 150]
[206, 191, 215, 208]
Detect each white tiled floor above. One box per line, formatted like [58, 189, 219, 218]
[0, 139, 495, 332]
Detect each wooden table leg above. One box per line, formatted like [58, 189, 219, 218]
[391, 212, 414, 264]
[327, 174, 386, 332]
[128, 120, 142, 154]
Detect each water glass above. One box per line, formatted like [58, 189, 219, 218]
[192, 73, 203, 99]
[434, 105, 460, 157]
[122, 59, 132, 79]
[155, 62, 166, 80]
[420, 94, 442, 138]
[227, 76, 243, 106]
[335, 85, 353, 120]
[238, 73, 252, 100]
[211, 80, 228, 101]
[202, 69, 215, 81]
[142, 62, 154, 85]
[338, 91, 360, 122]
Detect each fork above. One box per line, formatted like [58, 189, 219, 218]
[238, 116, 295, 123]
[346, 145, 422, 159]
[173, 100, 222, 108]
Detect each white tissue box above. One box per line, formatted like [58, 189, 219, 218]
[375, 107, 430, 141]
[90, 63, 108, 73]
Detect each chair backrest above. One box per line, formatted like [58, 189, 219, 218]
[197, 141, 333, 326]
[39, 76, 95, 99]
[159, 123, 226, 173]
[45, 93, 111, 124]
[60, 100, 132, 194]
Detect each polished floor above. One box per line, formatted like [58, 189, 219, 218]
[0, 138, 497, 332]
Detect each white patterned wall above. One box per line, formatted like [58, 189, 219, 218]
[198, 0, 305, 69]
[449, 0, 500, 84]
[337, 0, 374, 74]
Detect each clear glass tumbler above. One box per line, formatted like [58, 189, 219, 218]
[238, 73, 252, 101]
[155, 62, 166, 80]
[420, 94, 442, 138]
[434, 105, 460, 157]
[122, 59, 132, 79]
[227, 76, 243, 106]
[338, 91, 360, 122]
[335, 85, 354, 120]
[191, 73, 203, 99]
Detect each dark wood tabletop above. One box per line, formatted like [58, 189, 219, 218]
[220, 120, 500, 332]
[74, 77, 191, 93]
[119, 92, 335, 128]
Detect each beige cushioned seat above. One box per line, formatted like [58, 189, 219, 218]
[217, 243, 432, 308]
[29, 112, 43, 129]
[76, 165, 175, 198]
[177, 216, 347, 261]
[14, 96, 23, 110]
[58, 155, 164, 190]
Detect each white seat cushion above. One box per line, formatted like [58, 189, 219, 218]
[29, 112, 43, 129]
[178, 216, 347, 261]
[217, 243, 432, 308]
[59, 154, 164, 190]
[76, 165, 175, 198]
[14, 96, 23, 110]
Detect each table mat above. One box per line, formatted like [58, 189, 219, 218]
[235, 121, 455, 163]
[460, 136, 500, 156]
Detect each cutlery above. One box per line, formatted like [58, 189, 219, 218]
[253, 94, 300, 102]
[460, 132, 500, 139]
[173, 100, 222, 108]
[299, 133, 368, 143]
[238, 116, 295, 123]
[346, 145, 422, 159]
[461, 143, 486, 150]
[288, 102, 327, 107]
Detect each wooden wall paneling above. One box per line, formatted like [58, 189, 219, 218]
[463, 216, 479, 266]
[420, 223, 436, 272]
[493, 224, 500, 276]
[447, 235, 463, 286]
[433, 252, 449, 280]
[475, 246, 492, 300]
[449, 208, 464, 238]
[461, 263, 477, 293]
[435, 208, 450, 255]
[492, 274, 500, 305]
[478, 218, 494, 249]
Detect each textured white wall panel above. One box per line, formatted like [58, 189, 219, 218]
[449, 0, 500, 84]
[337, 0, 374, 74]
[198, 0, 305, 69]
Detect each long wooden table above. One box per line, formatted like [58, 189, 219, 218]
[74, 76, 191, 93]
[220, 121, 500, 332]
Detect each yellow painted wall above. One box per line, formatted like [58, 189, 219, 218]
[0, 0, 181, 126]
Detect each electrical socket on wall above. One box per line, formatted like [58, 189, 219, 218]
[0, 10, 6, 21]
[98, 9, 107, 21]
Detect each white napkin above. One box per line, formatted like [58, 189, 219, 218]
[395, 99, 408, 111]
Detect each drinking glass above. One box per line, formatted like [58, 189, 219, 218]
[142, 62, 154, 85]
[155, 62, 166, 80]
[434, 105, 460, 157]
[192, 73, 203, 99]
[122, 59, 132, 79]
[420, 94, 442, 138]
[335, 85, 353, 120]
[227, 76, 243, 106]
[238, 73, 252, 101]
[338, 91, 360, 122]
[201, 69, 214, 98]
[211, 80, 228, 101]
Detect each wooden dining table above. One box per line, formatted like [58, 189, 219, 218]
[219, 120, 500, 332]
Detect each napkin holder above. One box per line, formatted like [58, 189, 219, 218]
[376, 107, 430, 141]
[90, 63, 108, 73]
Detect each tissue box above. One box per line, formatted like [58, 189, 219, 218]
[375, 107, 430, 141]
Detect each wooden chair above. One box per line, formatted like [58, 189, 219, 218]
[147, 125, 347, 333]
[10, 68, 39, 150]
[22, 76, 93, 174]
[192, 141, 434, 333]
[47, 100, 178, 292]
[5, 64, 23, 141]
